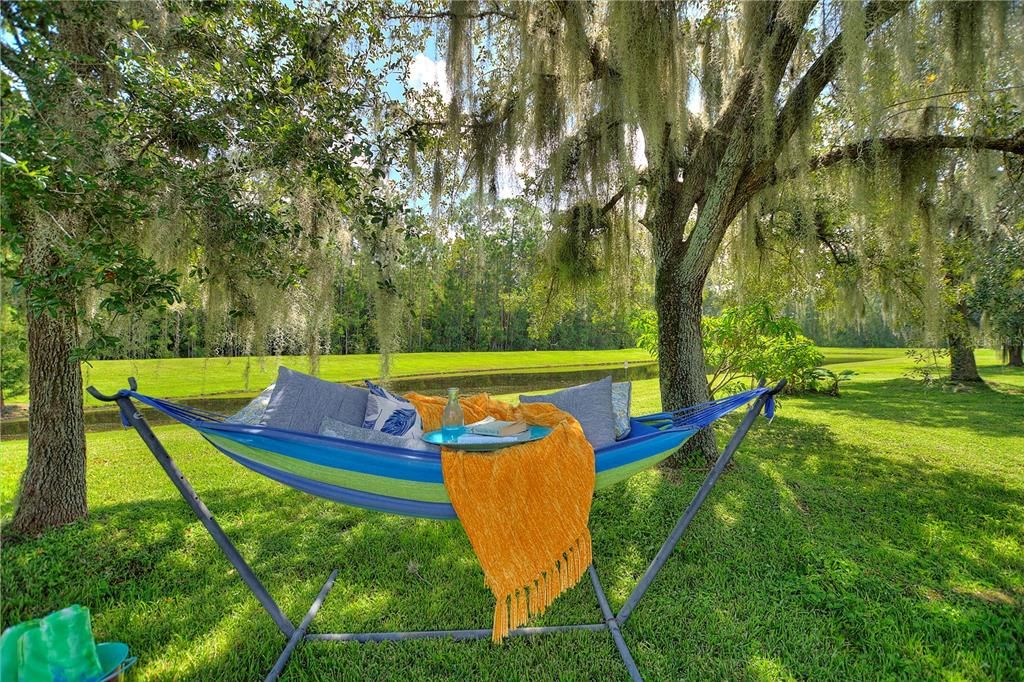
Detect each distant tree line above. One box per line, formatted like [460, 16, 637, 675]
[62, 198, 651, 360]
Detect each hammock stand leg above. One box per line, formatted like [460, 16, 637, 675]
[301, 386, 780, 682]
[101, 393, 341, 682]
[614, 385, 777, 627]
[94, 381, 780, 682]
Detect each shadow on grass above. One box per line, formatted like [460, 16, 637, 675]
[809, 376, 1024, 437]
[3, 387, 1022, 680]
[588, 409, 1022, 679]
[0, 485, 501, 680]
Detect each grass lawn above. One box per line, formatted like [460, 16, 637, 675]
[4, 346, 928, 407]
[3, 349, 658, 407]
[2, 350, 1022, 680]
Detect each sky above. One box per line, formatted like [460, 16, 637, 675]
[406, 52, 450, 103]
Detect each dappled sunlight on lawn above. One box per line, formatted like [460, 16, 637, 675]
[709, 490, 745, 529]
[2, 356, 1021, 680]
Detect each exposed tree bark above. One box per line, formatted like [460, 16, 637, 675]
[652, 186, 718, 459]
[9, 221, 89, 535]
[809, 131, 1024, 167]
[654, 273, 717, 458]
[945, 256, 981, 384]
[9, 306, 87, 536]
[773, 1, 911, 147]
[740, 132, 1024, 203]
[947, 322, 981, 383]
[648, 2, 817, 461]
[1006, 343, 1023, 367]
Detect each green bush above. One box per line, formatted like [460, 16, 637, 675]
[799, 367, 857, 396]
[634, 301, 825, 397]
[703, 302, 824, 396]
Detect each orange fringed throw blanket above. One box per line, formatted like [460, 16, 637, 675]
[405, 393, 595, 642]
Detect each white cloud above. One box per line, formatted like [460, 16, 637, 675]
[407, 53, 451, 103]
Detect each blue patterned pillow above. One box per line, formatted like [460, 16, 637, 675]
[362, 380, 424, 439]
[320, 416, 438, 453]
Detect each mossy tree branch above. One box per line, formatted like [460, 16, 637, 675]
[774, 1, 911, 152]
[750, 130, 1024, 197]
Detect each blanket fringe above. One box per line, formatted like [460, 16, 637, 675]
[491, 528, 593, 642]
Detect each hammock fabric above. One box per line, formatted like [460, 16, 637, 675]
[89, 377, 782, 682]
[121, 386, 776, 520]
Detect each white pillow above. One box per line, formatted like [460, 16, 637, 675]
[362, 380, 425, 439]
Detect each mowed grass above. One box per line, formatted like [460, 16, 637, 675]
[5, 346, 939, 407]
[4, 349, 657, 407]
[2, 350, 1022, 680]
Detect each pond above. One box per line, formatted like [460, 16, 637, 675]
[1, 361, 659, 438]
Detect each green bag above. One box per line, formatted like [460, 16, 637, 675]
[0, 605, 103, 682]
[17, 625, 55, 682]
[0, 620, 38, 681]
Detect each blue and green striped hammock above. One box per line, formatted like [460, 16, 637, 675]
[118, 386, 776, 520]
[90, 378, 783, 681]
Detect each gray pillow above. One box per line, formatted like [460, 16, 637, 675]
[319, 416, 439, 454]
[262, 366, 369, 434]
[612, 382, 632, 440]
[225, 383, 276, 425]
[520, 376, 616, 447]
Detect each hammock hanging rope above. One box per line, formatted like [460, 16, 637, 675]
[118, 385, 776, 519]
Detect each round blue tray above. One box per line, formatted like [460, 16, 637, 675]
[422, 425, 552, 452]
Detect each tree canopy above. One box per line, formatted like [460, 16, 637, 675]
[3, 0, 1023, 533]
[0, 0, 436, 533]
[424, 0, 1023, 455]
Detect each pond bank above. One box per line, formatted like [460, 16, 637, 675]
[1, 361, 658, 439]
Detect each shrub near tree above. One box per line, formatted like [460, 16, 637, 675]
[702, 303, 825, 397]
[635, 301, 824, 397]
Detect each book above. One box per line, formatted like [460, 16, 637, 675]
[467, 416, 529, 437]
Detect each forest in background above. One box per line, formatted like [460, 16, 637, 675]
[0, 192, 949, 366]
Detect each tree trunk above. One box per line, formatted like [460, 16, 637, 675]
[946, 303, 981, 383]
[1006, 343, 1023, 367]
[9, 307, 87, 535]
[654, 251, 717, 461]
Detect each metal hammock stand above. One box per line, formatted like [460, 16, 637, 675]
[87, 378, 785, 682]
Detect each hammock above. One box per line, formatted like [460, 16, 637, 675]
[88, 377, 783, 682]
[119, 386, 776, 520]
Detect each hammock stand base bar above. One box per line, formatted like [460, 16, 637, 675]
[94, 380, 783, 682]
